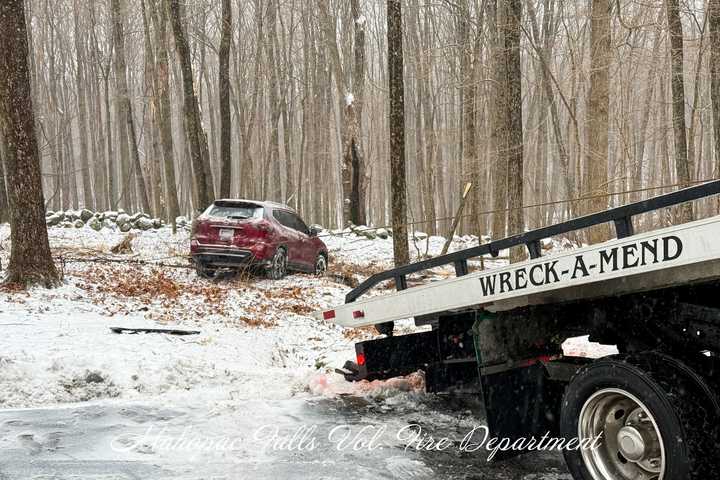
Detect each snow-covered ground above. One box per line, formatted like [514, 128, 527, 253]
[0, 223, 610, 479]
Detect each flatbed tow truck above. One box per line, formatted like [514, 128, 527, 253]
[316, 181, 720, 480]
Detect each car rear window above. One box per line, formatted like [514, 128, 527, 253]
[205, 202, 263, 220]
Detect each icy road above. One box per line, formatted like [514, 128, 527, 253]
[0, 397, 570, 479]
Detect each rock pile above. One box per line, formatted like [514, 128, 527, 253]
[45, 209, 174, 232]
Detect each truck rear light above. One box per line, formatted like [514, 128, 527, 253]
[323, 310, 336, 320]
[356, 352, 366, 366]
[352, 310, 365, 319]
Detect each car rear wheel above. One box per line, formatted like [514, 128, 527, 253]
[267, 248, 287, 280]
[560, 352, 718, 480]
[315, 254, 327, 276]
[196, 264, 217, 279]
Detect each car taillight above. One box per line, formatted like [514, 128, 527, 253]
[356, 352, 366, 366]
[352, 310, 365, 319]
[323, 310, 336, 320]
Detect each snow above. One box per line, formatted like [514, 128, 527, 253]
[345, 92, 355, 106]
[0, 223, 611, 409]
[356, 14, 367, 26]
[0, 222, 604, 478]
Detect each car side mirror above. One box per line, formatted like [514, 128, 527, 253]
[309, 226, 321, 237]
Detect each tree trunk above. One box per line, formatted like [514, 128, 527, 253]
[711, 0, 720, 193]
[149, 0, 180, 230]
[168, 0, 214, 209]
[218, 0, 232, 198]
[110, 0, 131, 210]
[350, 0, 367, 226]
[490, 0, 509, 239]
[0, 0, 59, 286]
[126, 104, 151, 213]
[102, 68, 115, 212]
[264, 0, 283, 202]
[73, 2, 93, 210]
[504, 0, 525, 262]
[0, 141, 8, 223]
[666, 0, 694, 222]
[387, 0, 410, 266]
[458, 2, 472, 234]
[141, 0, 164, 217]
[586, 0, 612, 243]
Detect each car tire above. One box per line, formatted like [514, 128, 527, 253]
[560, 352, 719, 480]
[315, 254, 328, 276]
[267, 248, 287, 280]
[196, 264, 217, 279]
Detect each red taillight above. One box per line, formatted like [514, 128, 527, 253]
[352, 310, 365, 319]
[323, 310, 336, 320]
[356, 352, 366, 366]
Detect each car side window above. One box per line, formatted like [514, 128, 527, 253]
[273, 210, 293, 230]
[273, 210, 309, 235]
[288, 213, 309, 235]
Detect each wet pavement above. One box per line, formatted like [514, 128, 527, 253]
[0, 394, 571, 480]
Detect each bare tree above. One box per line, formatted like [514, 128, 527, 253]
[350, 0, 367, 226]
[110, 0, 131, 209]
[490, 0, 509, 239]
[149, 0, 180, 230]
[0, 141, 8, 224]
[586, 0, 612, 243]
[168, 0, 214, 209]
[0, 0, 59, 286]
[504, 0, 525, 262]
[666, 0, 694, 222]
[218, 0, 232, 198]
[711, 0, 720, 186]
[73, 1, 93, 210]
[387, 0, 410, 266]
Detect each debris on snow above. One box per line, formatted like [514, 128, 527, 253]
[110, 326, 201, 336]
[110, 233, 136, 254]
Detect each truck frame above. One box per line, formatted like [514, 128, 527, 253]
[317, 181, 720, 480]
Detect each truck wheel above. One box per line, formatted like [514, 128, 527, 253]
[267, 248, 287, 280]
[560, 352, 718, 480]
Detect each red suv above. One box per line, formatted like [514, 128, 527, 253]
[190, 200, 328, 279]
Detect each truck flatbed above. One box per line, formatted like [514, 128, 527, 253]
[319, 215, 720, 328]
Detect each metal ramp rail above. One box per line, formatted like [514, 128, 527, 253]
[345, 180, 720, 304]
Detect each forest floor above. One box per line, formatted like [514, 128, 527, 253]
[0, 224, 613, 479]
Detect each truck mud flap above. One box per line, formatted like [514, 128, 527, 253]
[473, 311, 565, 461]
[478, 363, 564, 461]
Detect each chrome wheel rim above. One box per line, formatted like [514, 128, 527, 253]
[315, 256, 327, 275]
[273, 251, 286, 278]
[579, 388, 665, 480]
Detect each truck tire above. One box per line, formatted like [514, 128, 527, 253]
[560, 352, 719, 480]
